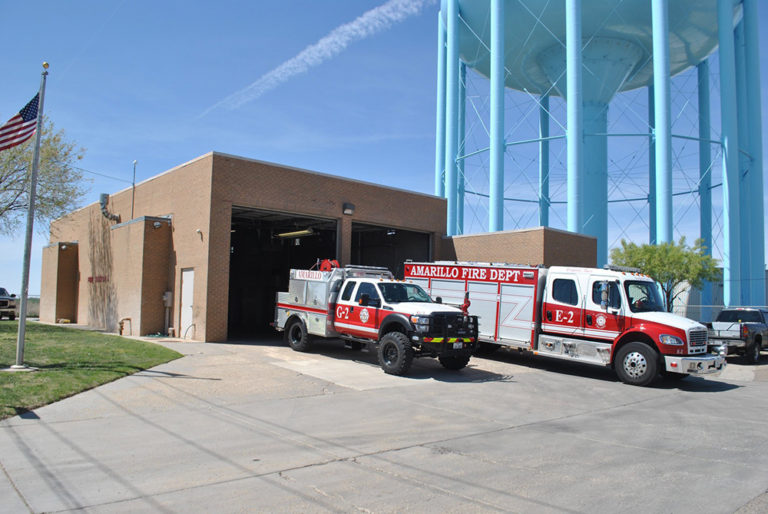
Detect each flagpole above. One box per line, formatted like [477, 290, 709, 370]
[13, 62, 49, 370]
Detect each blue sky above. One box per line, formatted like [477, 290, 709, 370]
[1, 0, 767, 296]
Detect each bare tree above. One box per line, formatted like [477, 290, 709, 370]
[0, 117, 87, 235]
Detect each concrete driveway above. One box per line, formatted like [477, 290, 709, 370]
[2, 336, 767, 513]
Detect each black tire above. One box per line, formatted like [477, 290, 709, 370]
[615, 342, 659, 386]
[285, 319, 312, 352]
[746, 340, 761, 364]
[377, 332, 413, 375]
[438, 354, 471, 370]
[8, 313, 15, 321]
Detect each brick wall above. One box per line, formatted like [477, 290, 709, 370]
[441, 227, 596, 267]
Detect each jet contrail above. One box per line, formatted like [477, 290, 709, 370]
[201, 0, 436, 117]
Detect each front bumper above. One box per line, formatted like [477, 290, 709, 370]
[409, 334, 477, 356]
[664, 354, 726, 376]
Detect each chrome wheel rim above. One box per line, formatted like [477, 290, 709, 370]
[623, 351, 648, 379]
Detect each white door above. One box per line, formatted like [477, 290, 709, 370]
[180, 268, 195, 339]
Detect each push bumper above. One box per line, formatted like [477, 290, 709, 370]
[664, 354, 726, 376]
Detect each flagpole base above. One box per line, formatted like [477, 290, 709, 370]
[3, 365, 38, 373]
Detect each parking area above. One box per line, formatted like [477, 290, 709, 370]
[2, 336, 768, 513]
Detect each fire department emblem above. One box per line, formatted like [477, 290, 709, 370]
[595, 315, 607, 328]
[359, 308, 370, 323]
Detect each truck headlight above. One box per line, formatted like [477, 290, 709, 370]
[410, 316, 430, 332]
[660, 334, 684, 346]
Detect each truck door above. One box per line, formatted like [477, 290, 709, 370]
[541, 273, 584, 337]
[584, 276, 624, 341]
[333, 280, 381, 340]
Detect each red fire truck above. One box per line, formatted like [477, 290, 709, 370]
[404, 261, 725, 386]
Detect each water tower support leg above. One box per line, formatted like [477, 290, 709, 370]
[444, 0, 459, 236]
[457, 63, 466, 235]
[434, 11, 447, 198]
[539, 94, 550, 227]
[743, 0, 766, 307]
[565, 0, 583, 235]
[489, 0, 505, 232]
[735, 21, 751, 305]
[717, 0, 742, 306]
[698, 60, 713, 320]
[651, 0, 672, 244]
[648, 85, 656, 245]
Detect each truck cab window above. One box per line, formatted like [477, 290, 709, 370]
[552, 279, 578, 306]
[341, 281, 356, 301]
[592, 281, 621, 309]
[355, 282, 381, 307]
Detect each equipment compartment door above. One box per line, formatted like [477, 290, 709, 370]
[497, 283, 536, 347]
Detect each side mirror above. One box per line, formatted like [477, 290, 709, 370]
[359, 293, 370, 307]
[11, 294, 16, 298]
[436, 297, 443, 304]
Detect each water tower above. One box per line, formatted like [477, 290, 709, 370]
[434, 0, 764, 308]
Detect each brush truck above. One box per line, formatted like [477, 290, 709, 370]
[274, 260, 478, 375]
[404, 261, 725, 386]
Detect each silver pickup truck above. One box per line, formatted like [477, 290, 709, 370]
[0, 287, 17, 321]
[706, 308, 767, 363]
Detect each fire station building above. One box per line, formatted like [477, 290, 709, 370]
[40, 152, 596, 341]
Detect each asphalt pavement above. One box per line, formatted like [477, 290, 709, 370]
[2, 334, 768, 513]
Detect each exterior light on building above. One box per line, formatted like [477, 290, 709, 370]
[342, 203, 355, 215]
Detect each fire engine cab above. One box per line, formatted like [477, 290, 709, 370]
[274, 260, 478, 375]
[404, 261, 725, 386]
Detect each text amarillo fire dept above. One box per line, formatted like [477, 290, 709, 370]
[406, 264, 534, 284]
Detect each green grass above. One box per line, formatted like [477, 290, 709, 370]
[0, 322, 183, 420]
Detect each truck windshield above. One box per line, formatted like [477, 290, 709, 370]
[624, 281, 665, 313]
[0, 288, 7, 296]
[379, 283, 432, 304]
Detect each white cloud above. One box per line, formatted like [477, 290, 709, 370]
[200, 0, 436, 117]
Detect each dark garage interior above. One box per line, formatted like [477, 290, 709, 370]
[227, 207, 432, 339]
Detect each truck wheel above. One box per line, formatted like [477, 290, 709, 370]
[9, 313, 15, 321]
[285, 319, 312, 352]
[615, 342, 659, 386]
[377, 332, 413, 375]
[747, 341, 761, 364]
[438, 354, 470, 370]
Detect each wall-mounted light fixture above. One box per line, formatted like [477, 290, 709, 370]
[342, 203, 355, 215]
[276, 228, 314, 239]
[387, 229, 396, 236]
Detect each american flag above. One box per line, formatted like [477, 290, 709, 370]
[0, 94, 39, 152]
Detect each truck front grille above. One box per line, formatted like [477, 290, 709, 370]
[430, 313, 472, 335]
[688, 329, 708, 354]
[688, 329, 708, 346]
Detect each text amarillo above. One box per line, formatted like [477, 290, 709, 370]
[407, 265, 531, 283]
